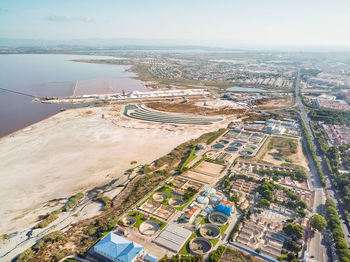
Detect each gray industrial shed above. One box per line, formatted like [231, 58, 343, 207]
[154, 224, 192, 253]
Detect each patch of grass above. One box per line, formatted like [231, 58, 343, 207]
[191, 157, 205, 169]
[34, 209, 62, 229]
[93, 194, 112, 211]
[267, 136, 298, 157]
[202, 157, 226, 166]
[160, 200, 169, 206]
[210, 238, 220, 247]
[219, 223, 229, 236]
[127, 211, 146, 228]
[242, 114, 270, 122]
[179, 231, 201, 255]
[206, 129, 227, 145]
[139, 186, 172, 207]
[62, 192, 84, 212]
[175, 195, 195, 211]
[149, 217, 167, 230]
[126, 211, 166, 230]
[17, 248, 35, 262]
[157, 186, 173, 197]
[180, 147, 198, 172]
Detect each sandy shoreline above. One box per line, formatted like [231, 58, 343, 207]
[0, 105, 229, 234]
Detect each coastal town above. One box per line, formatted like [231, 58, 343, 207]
[2, 1, 350, 261]
[0, 48, 349, 262]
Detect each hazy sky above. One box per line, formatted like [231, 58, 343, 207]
[1, 0, 350, 47]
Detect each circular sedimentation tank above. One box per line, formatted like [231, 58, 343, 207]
[153, 192, 168, 202]
[208, 211, 229, 226]
[230, 142, 243, 147]
[189, 237, 212, 255]
[225, 146, 239, 152]
[218, 139, 229, 144]
[240, 150, 253, 156]
[169, 198, 184, 207]
[139, 220, 160, 236]
[199, 224, 220, 239]
[246, 144, 256, 149]
[212, 143, 224, 149]
[122, 216, 136, 227]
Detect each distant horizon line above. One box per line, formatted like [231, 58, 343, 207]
[1, 37, 350, 52]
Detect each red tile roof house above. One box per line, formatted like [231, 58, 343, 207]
[172, 189, 185, 196]
[185, 206, 199, 223]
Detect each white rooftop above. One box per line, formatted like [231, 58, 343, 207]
[154, 224, 192, 253]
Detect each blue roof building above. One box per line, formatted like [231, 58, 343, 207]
[144, 254, 158, 262]
[91, 232, 144, 262]
[217, 200, 235, 216]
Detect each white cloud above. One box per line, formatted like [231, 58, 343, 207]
[44, 15, 93, 23]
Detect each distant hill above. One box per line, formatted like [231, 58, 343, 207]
[0, 37, 237, 51]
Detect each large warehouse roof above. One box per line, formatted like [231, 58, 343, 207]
[92, 233, 143, 262]
[154, 224, 192, 253]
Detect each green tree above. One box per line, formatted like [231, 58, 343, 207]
[310, 214, 327, 232]
[284, 240, 302, 254]
[259, 199, 271, 208]
[262, 189, 273, 201]
[296, 200, 307, 209]
[17, 248, 35, 262]
[283, 223, 304, 240]
[297, 209, 306, 218]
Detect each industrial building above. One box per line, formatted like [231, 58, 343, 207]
[154, 224, 192, 253]
[91, 233, 144, 262]
[217, 200, 235, 216]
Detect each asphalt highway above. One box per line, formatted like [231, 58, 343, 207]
[295, 70, 350, 261]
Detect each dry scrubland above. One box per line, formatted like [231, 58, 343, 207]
[220, 246, 263, 262]
[255, 96, 294, 110]
[256, 136, 309, 171]
[0, 105, 228, 234]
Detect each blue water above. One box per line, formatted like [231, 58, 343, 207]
[0, 54, 147, 137]
[226, 86, 270, 93]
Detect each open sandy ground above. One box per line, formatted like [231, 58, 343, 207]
[0, 105, 230, 235]
[261, 137, 309, 171]
[194, 161, 225, 176]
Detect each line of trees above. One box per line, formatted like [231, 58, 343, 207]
[209, 245, 226, 262]
[253, 169, 308, 182]
[159, 254, 203, 262]
[325, 146, 350, 216]
[310, 121, 329, 154]
[325, 199, 350, 262]
[310, 109, 350, 126]
[311, 121, 350, 227]
[299, 117, 326, 186]
[206, 128, 227, 145]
